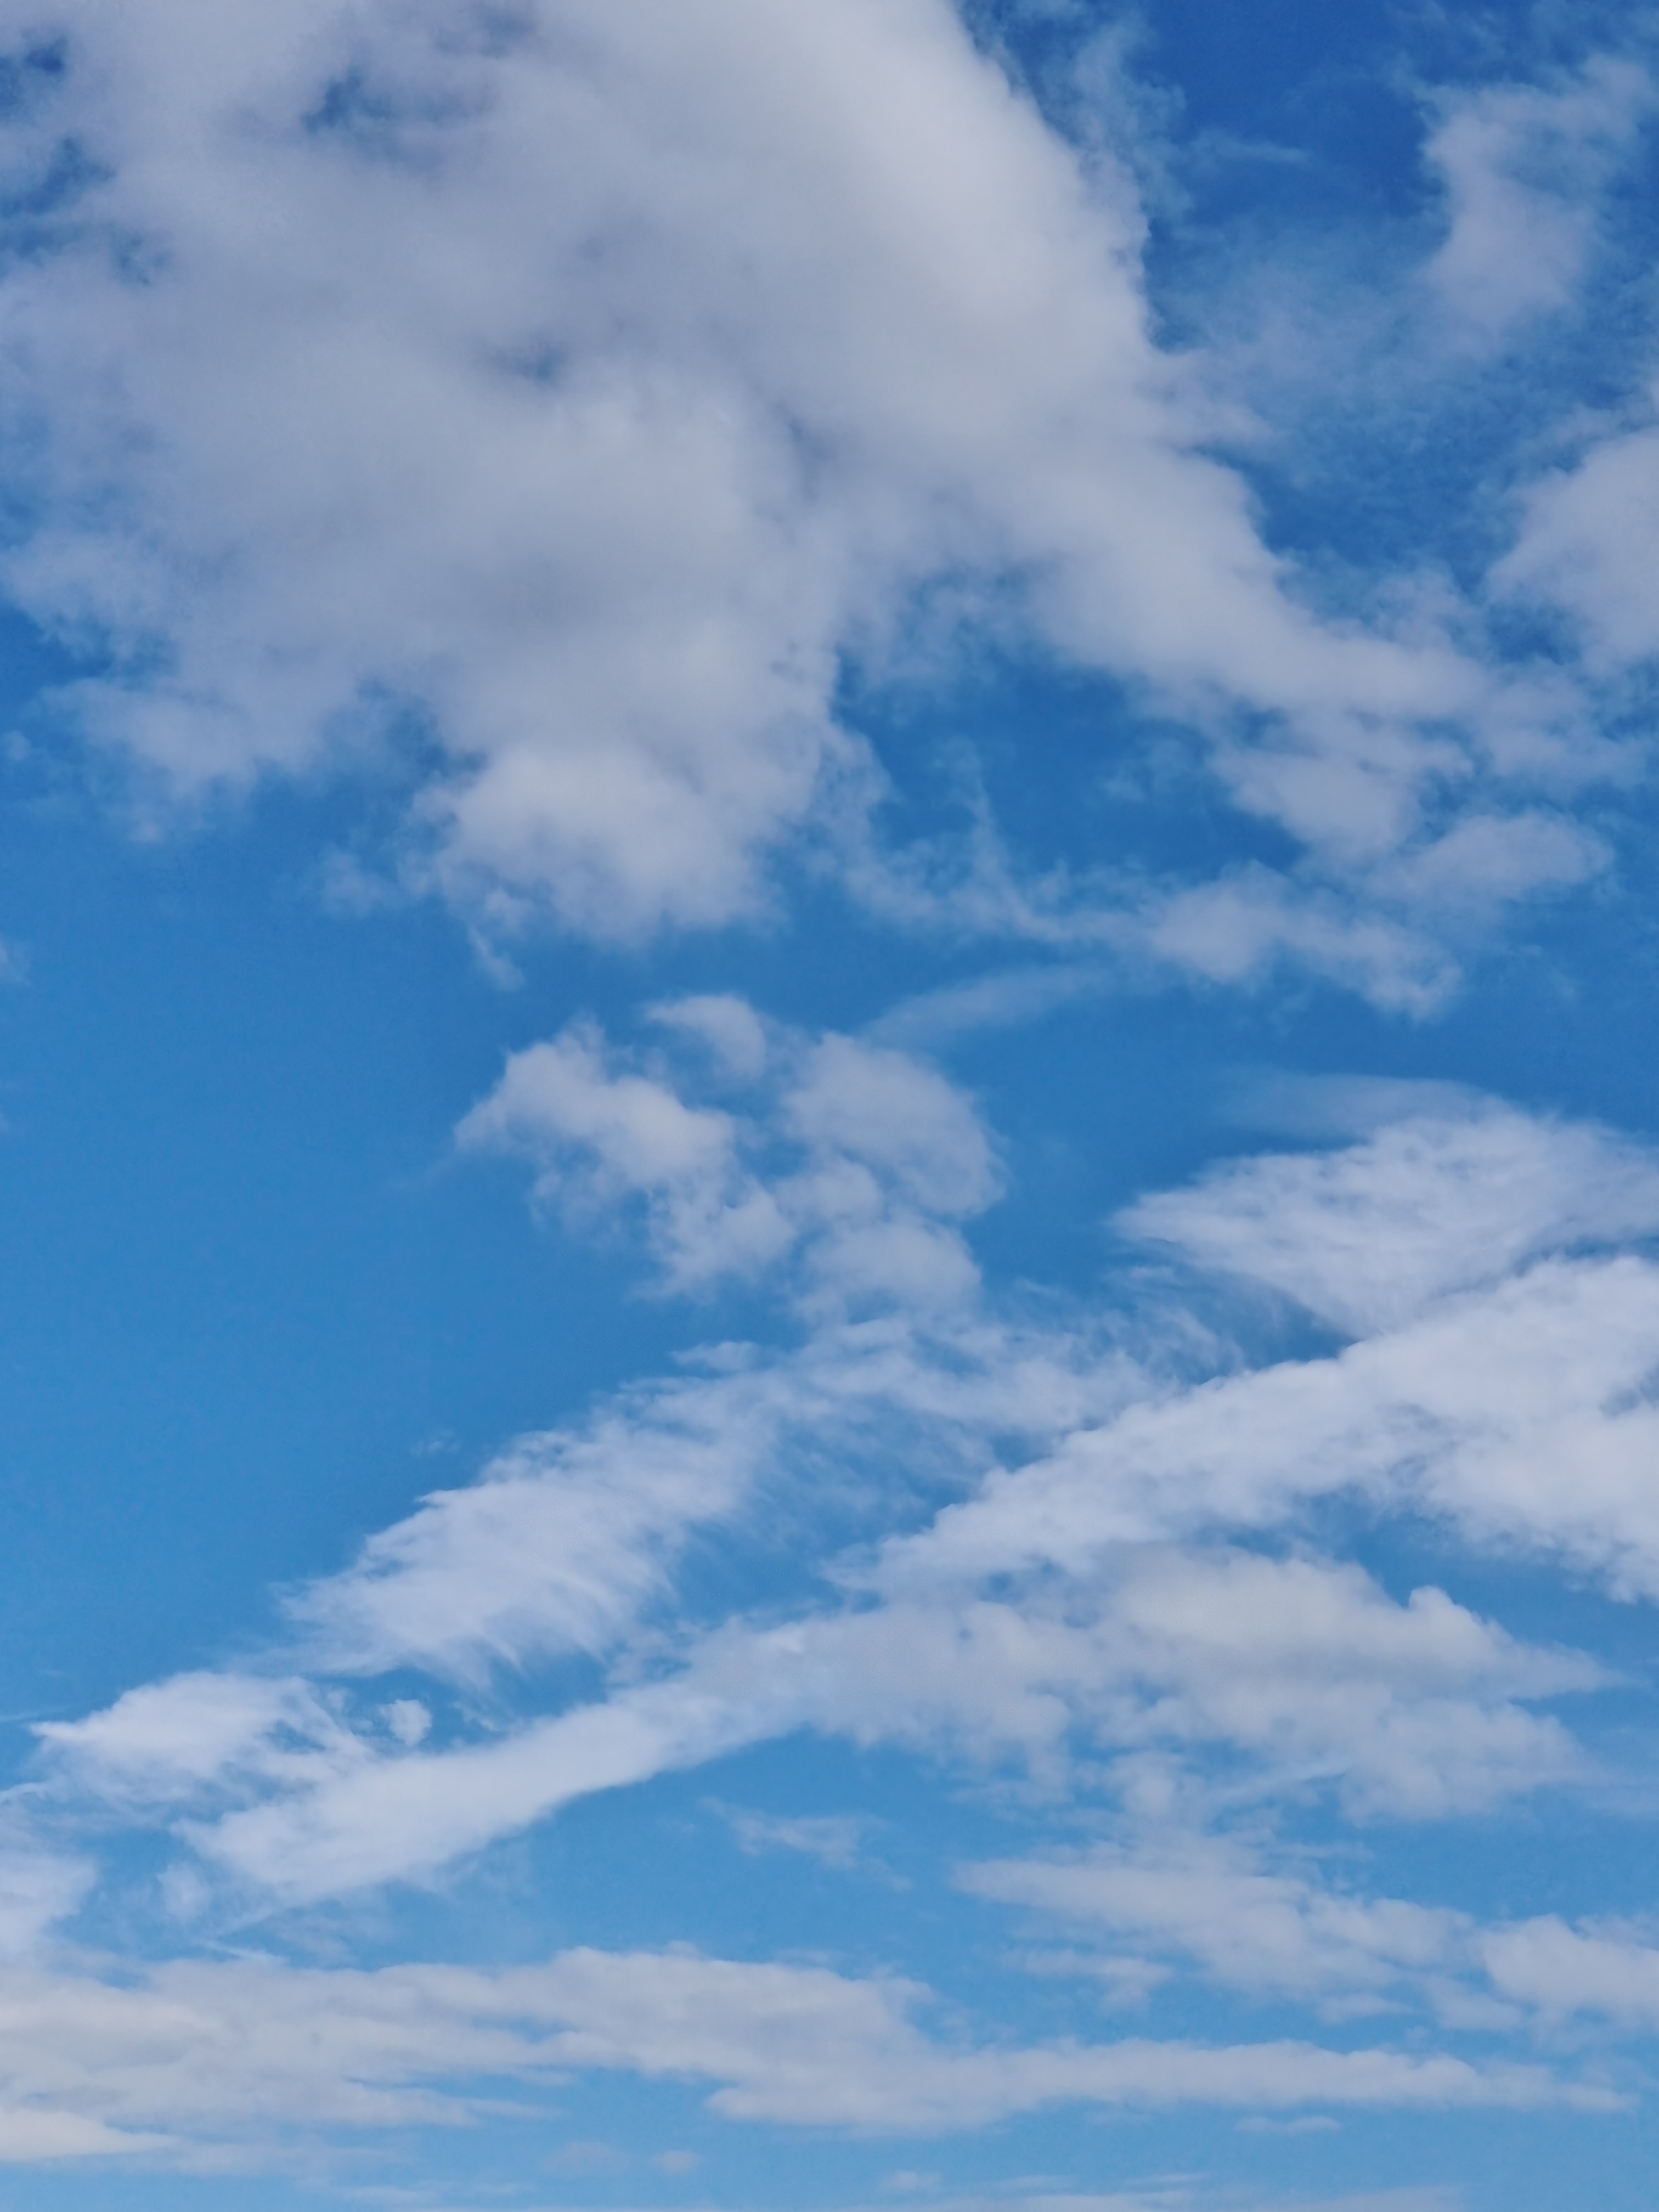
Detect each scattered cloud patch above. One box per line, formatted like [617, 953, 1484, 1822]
[1423, 58, 1654, 344]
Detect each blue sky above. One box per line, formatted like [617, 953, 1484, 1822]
[4, 1, 1659, 2207]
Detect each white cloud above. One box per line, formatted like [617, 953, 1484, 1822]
[1271, 2200, 1460, 2212]
[0, 0, 1581, 969]
[1138, 873, 1457, 1014]
[786, 1034, 998, 1221]
[1221, 1073, 1490, 1141]
[1370, 812, 1606, 915]
[1480, 1917, 1659, 2027]
[33, 1097, 1649, 1904]
[0, 1945, 1608, 2168]
[457, 1008, 1000, 1309]
[1063, 1549, 1591, 1818]
[462, 1023, 745, 1208]
[33, 1303, 1127, 1746]
[1118, 1105, 1659, 1335]
[285, 1368, 786, 1678]
[877, 1106, 1659, 1610]
[867, 962, 1107, 1049]
[163, 1536, 1594, 1903]
[651, 992, 772, 1081]
[708, 1547, 1591, 1821]
[966, 1839, 1466, 2007]
[1496, 413, 1659, 668]
[35, 1674, 363, 1804]
[0, 1854, 93, 1960]
[718, 1803, 871, 1871]
[890, 1252, 1659, 1610]
[185, 1678, 767, 1900]
[501, 1946, 1609, 2128]
[1423, 58, 1653, 343]
[33, 1301, 1144, 1897]
[0, 2109, 165, 2164]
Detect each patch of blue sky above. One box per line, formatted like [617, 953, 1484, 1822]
[0, 793, 766, 1737]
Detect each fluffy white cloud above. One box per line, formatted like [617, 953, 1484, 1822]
[0, 0, 1590, 968]
[1423, 59, 1652, 342]
[1480, 1917, 1659, 2027]
[1497, 416, 1659, 668]
[457, 1006, 1000, 1308]
[1137, 874, 1460, 1015]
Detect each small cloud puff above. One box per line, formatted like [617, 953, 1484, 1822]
[456, 1001, 1000, 1313]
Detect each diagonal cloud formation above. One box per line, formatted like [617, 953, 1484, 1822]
[7, 1023, 1656, 2168]
[30, 1031, 1654, 1903]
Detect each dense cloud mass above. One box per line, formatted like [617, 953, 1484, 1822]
[4, 2, 1659, 2207]
[0, 0, 1629, 984]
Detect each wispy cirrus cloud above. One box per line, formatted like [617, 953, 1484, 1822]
[27, 1058, 1643, 1914]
